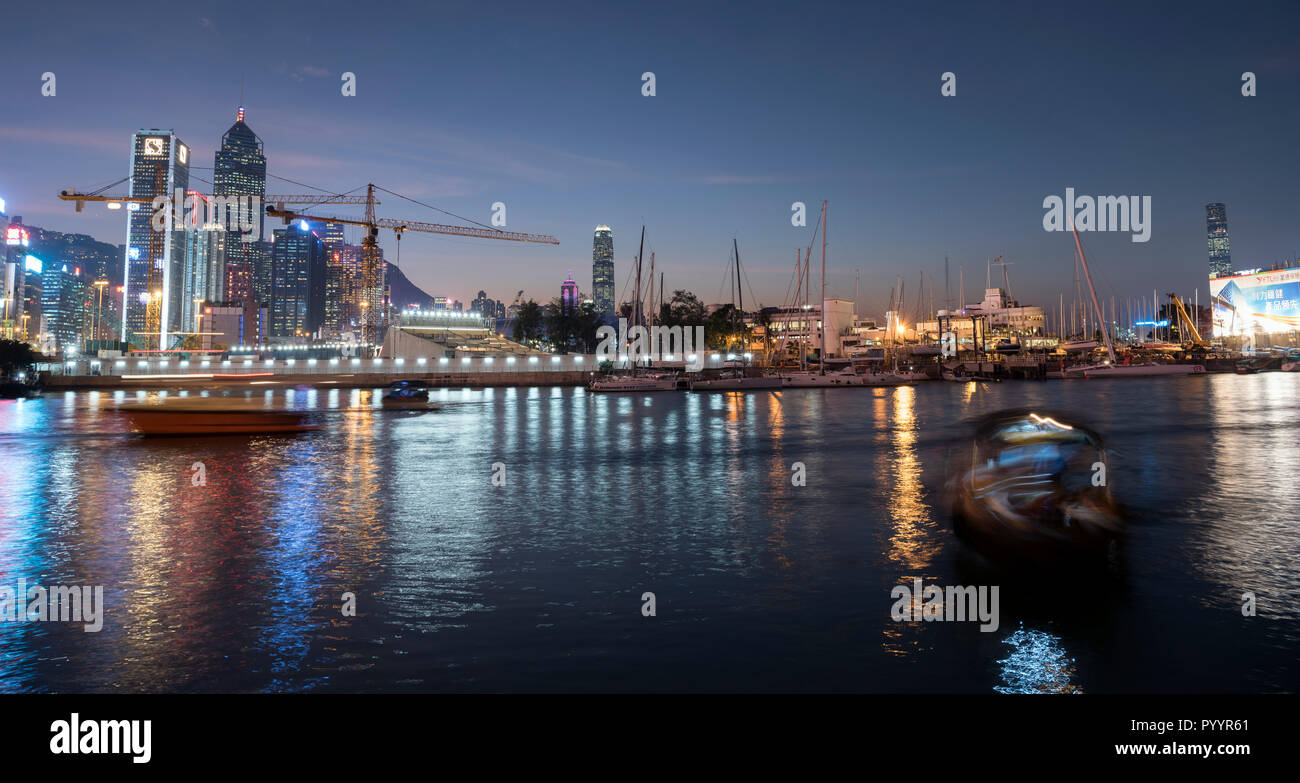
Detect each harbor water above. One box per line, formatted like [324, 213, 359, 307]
[0, 374, 1296, 692]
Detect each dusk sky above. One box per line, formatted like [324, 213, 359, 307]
[4, 0, 1298, 319]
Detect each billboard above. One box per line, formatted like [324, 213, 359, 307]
[1210, 268, 1300, 337]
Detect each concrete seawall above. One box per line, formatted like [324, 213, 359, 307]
[42, 371, 594, 390]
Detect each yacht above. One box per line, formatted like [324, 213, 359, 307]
[689, 370, 783, 391]
[776, 369, 865, 387]
[590, 373, 682, 392]
[1062, 361, 1204, 378]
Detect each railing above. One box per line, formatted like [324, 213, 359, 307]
[50, 353, 739, 378]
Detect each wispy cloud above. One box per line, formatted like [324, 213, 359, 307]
[291, 65, 331, 82]
[0, 125, 123, 153]
[684, 174, 787, 185]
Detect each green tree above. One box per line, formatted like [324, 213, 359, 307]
[660, 290, 706, 327]
[0, 338, 37, 381]
[512, 299, 544, 346]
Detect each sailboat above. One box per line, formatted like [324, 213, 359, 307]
[1062, 224, 1204, 378]
[690, 238, 782, 391]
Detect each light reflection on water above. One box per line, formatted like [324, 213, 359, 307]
[0, 375, 1296, 692]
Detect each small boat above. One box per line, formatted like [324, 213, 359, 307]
[863, 368, 931, 385]
[1282, 353, 1300, 372]
[689, 370, 783, 391]
[1063, 361, 1204, 378]
[951, 409, 1124, 565]
[382, 380, 434, 408]
[777, 369, 865, 387]
[590, 373, 682, 392]
[114, 398, 319, 436]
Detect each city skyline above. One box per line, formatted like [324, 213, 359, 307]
[2, 1, 1298, 318]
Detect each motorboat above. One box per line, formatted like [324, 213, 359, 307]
[590, 373, 682, 392]
[114, 397, 320, 436]
[776, 369, 865, 387]
[950, 409, 1124, 564]
[382, 380, 435, 408]
[1063, 361, 1205, 378]
[863, 368, 931, 385]
[689, 370, 783, 391]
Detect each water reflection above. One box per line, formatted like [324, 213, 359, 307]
[0, 378, 1295, 693]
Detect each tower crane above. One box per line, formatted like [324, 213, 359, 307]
[266, 184, 558, 344]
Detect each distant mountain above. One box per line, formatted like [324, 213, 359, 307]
[20, 223, 124, 284]
[386, 262, 438, 309]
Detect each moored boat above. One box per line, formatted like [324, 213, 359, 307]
[590, 373, 682, 392]
[776, 369, 865, 387]
[1063, 361, 1205, 378]
[689, 370, 783, 391]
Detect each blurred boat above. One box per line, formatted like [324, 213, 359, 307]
[382, 380, 435, 408]
[114, 398, 319, 436]
[951, 409, 1123, 564]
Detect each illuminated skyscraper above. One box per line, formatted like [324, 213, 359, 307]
[561, 271, 579, 309]
[592, 225, 614, 321]
[179, 193, 226, 334]
[123, 130, 189, 347]
[270, 222, 326, 338]
[41, 262, 88, 352]
[214, 106, 267, 300]
[1207, 203, 1232, 278]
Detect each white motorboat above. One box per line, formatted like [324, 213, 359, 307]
[1063, 361, 1205, 378]
[777, 369, 865, 387]
[689, 371, 783, 391]
[863, 369, 931, 385]
[590, 373, 682, 392]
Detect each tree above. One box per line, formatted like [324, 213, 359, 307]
[545, 298, 607, 354]
[512, 299, 544, 347]
[0, 339, 37, 381]
[659, 289, 706, 327]
[705, 304, 750, 350]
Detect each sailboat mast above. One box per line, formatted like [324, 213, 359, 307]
[1071, 223, 1117, 363]
[820, 201, 827, 372]
[734, 238, 743, 350]
[634, 225, 645, 332]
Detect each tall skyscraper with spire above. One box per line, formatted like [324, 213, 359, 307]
[1206, 203, 1232, 278]
[214, 105, 267, 302]
[592, 225, 614, 321]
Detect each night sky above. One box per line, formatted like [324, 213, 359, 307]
[3, 0, 1298, 319]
